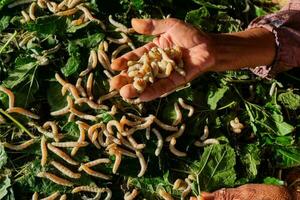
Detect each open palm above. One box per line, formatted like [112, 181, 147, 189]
[110, 18, 215, 102]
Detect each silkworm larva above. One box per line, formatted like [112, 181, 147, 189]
[29, 2, 37, 20]
[152, 128, 163, 156]
[71, 186, 105, 193]
[61, 83, 80, 100]
[230, 117, 244, 129]
[43, 121, 60, 142]
[68, 0, 81, 8]
[86, 73, 94, 100]
[41, 136, 48, 167]
[158, 189, 174, 200]
[109, 105, 117, 116]
[71, 123, 86, 156]
[178, 98, 194, 117]
[75, 98, 109, 110]
[108, 148, 122, 174]
[80, 165, 111, 180]
[169, 138, 187, 157]
[0, 86, 15, 108]
[92, 131, 98, 143]
[55, 73, 67, 86]
[88, 123, 105, 141]
[104, 188, 112, 200]
[4, 139, 35, 151]
[6, 107, 39, 119]
[122, 115, 155, 136]
[40, 191, 60, 200]
[166, 124, 186, 142]
[50, 106, 69, 116]
[97, 49, 112, 72]
[46, 1, 58, 13]
[70, 107, 97, 121]
[79, 158, 110, 171]
[106, 120, 122, 134]
[103, 70, 113, 79]
[116, 146, 136, 158]
[57, 0, 67, 9]
[97, 91, 118, 104]
[154, 118, 178, 132]
[136, 151, 147, 177]
[47, 143, 79, 165]
[124, 189, 139, 200]
[145, 127, 151, 140]
[194, 138, 219, 147]
[120, 116, 141, 128]
[32, 192, 38, 200]
[76, 78, 87, 97]
[76, 120, 89, 129]
[50, 160, 81, 179]
[51, 141, 88, 148]
[68, 113, 75, 122]
[80, 50, 97, 76]
[181, 178, 192, 200]
[76, 5, 106, 30]
[173, 102, 182, 126]
[107, 36, 128, 44]
[173, 179, 187, 190]
[127, 135, 145, 150]
[21, 11, 31, 23]
[37, 172, 73, 187]
[111, 44, 129, 62]
[59, 194, 67, 200]
[108, 15, 128, 30]
[200, 125, 209, 141]
[37, 0, 47, 8]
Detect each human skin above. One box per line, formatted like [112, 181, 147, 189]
[109, 18, 276, 102]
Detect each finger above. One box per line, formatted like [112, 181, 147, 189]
[119, 84, 139, 99]
[111, 42, 156, 71]
[132, 18, 179, 36]
[201, 192, 214, 200]
[109, 74, 132, 91]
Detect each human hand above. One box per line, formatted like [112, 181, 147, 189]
[110, 18, 215, 102]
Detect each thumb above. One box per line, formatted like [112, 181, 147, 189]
[131, 18, 179, 36]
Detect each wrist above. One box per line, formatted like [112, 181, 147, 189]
[207, 28, 276, 72]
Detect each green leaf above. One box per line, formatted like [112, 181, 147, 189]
[240, 144, 261, 180]
[207, 85, 229, 110]
[185, 7, 212, 31]
[190, 144, 236, 192]
[276, 147, 300, 168]
[0, 0, 13, 10]
[131, 0, 144, 10]
[272, 113, 294, 136]
[61, 56, 80, 77]
[254, 5, 267, 17]
[263, 177, 285, 186]
[0, 16, 10, 32]
[278, 91, 300, 110]
[0, 176, 11, 199]
[24, 16, 67, 35]
[0, 144, 7, 169]
[47, 82, 67, 112]
[73, 33, 105, 48]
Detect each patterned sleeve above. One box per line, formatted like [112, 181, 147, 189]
[248, 1, 300, 78]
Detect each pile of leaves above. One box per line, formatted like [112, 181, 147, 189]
[1, 0, 300, 199]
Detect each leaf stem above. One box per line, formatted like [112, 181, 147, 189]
[0, 109, 36, 138]
[0, 31, 17, 54]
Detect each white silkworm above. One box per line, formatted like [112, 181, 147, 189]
[124, 189, 139, 200]
[120, 116, 141, 128]
[72, 186, 105, 193]
[158, 189, 174, 200]
[152, 128, 163, 156]
[55, 73, 67, 86]
[136, 151, 147, 177]
[40, 191, 60, 200]
[0, 86, 15, 108]
[59, 194, 67, 200]
[4, 139, 35, 151]
[154, 118, 178, 132]
[169, 137, 187, 157]
[57, 0, 68, 9]
[71, 123, 86, 156]
[28, 122, 64, 139]
[107, 147, 122, 174]
[230, 117, 244, 129]
[32, 192, 38, 200]
[111, 44, 129, 62]
[194, 138, 220, 147]
[86, 73, 94, 100]
[127, 135, 146, 150]
[46, 1, 58, 13]
[50, 160, 81, 179]
[37, 172, 73, 187]
[76, 5, 106, 30]
[109, 105, 117, 116]
[51, 141, 88, 148]
[76, 78, 87, 97]
[47, 143, 79, 165]
[43, 121, 60, 142]
[75, 98, 109, 110]
[68, 113, 76, 122]
[269, 82, 277, 97]
[41, 136, 48, 167]
[76, 120, 90, 129]
[79, 158, 110, 171]
[88, 123, 105, 143]
[80, 165, 111, 180]
[29, 2, 37, 20]
[103, 70, 113, 79]
[70, 107, 97, 121]
[107, 33, 130, 44]
[181, 178, 192, 200]
[122, 115, 155, 136]
[145, 127, 151, 140]
[173, 179, 187, 190]
[37, 0, 47, 8]
[50, 106, 69, 116]
[173, 102, 182, 126]
[80, 50, 97, 76]
[6, 107, 39, 119]
[178, 98, 194, 117]
[200, 125, 209, 141]
[97, 48, 112, 72]
[61, 83, 80, 100]
[166, 124, 186, 142]
[55, 7, 79, 16]
[68, 0, 82, 8]
[106, 120, 122, 134]
[97, 91, 118, 104]
[108, 15, 128, 31]
[21, 11, 31, 23]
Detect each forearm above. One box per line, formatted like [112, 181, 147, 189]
[209, 28, 276, 71]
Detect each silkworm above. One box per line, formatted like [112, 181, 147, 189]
[97, 91, 118, 104]
[61, 83, 80, 99]
[269, 82, 277, 97]
[107, 33, 130, 44]
[103, 188, 112, 200]
[173, 179, 187, 190]
[68, 113, 76, 122]
[37, 172, 73, 187]
[55, 73, 67, 86]
[124, 189, 139, 200]
[47, 143, 79, 165]
[40, 191, 60, 200]
[6, 107, 39, 119]
[111, 44, 129, 62]
[71, 122, 86, 156]
[57, 0, 68, 9]
[122, 115, 155, 136]
[43, 121, 60, 142]
[4, 139, 35, 151]
[50, 160, 81, 179]
[107, 147, 122, 174]
[173, 102, 182, 126]
[0, 86, 15, 108]
[116, 146, 136, 158]
[59, 194, 67, 200]
[230, 117, 244, 129]
[72, 186, 106, 193]
[41, 136, 48, 167]
[154, 118, 178, 132]
[181, 178, 192, 200]
[145, 127, 151, 140]
[37, 0, 47, 8]
[68, 0, 82, 8]
[76, 5, 106, 30]
[75, 98, 109, 110]
[97, 48, 112, 72]
[169, 137, 187, 157]
[28, 122, 63, 139]
[50, 106, 69, 116]
[76, 78, 87, 97]
[21, 11, 31, 23]
[70, 107, 97, 121]
[158, 189, 174, 200]
[32, 192, 38, 200]
[152, 128, 163, 156]
[51, 141, 88, 148]
[127, 135, 145, 150]
[109, 105, 117, 116]
[200, 125, 209, 141]
[79, 158, 110, 171]
[29, 2, 37, 20]
[80, 50, 97, 76]
[166, 124, 185, 142]
[106, 120, 122, 134]
[103, 70, 113, 79]
[86, 73, 94, 100]
[178, 98, 194, 117]
[46, 1, 58, 13]
[194, 138, 220, 147]
[88, 123, 105, 141]
[108, 15, 128, 31]
[80, 165, 111, 180]
[76, 120, 90, 129]
[136, 151, 147, 177]
[120, 116, 141, 128]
